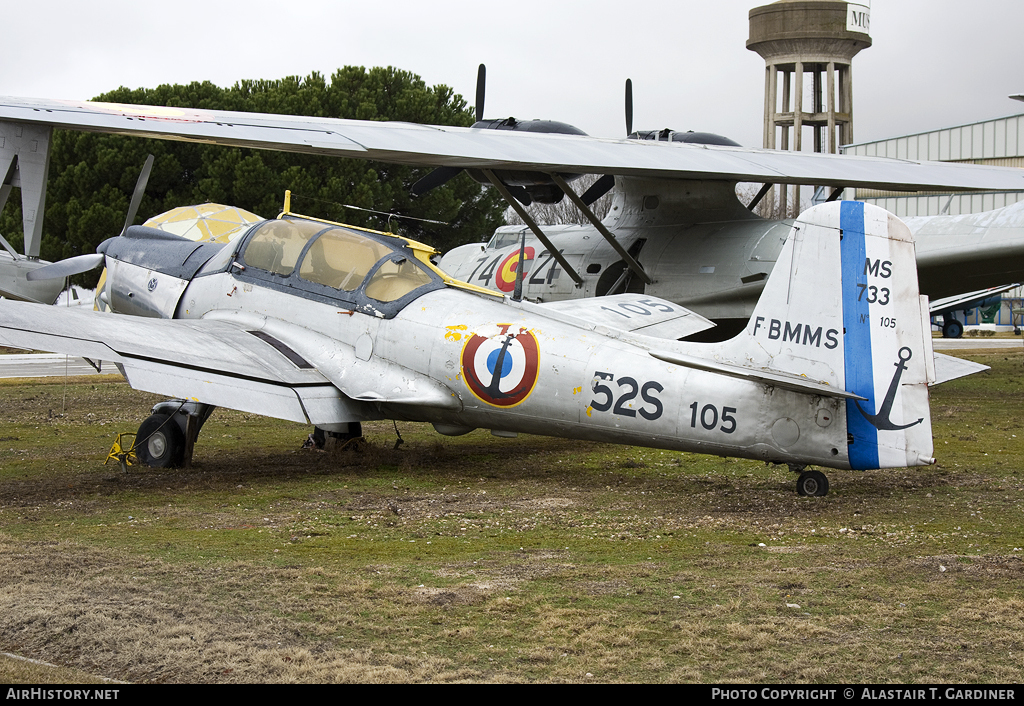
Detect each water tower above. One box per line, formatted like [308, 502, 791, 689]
[747, 0, 871, 214]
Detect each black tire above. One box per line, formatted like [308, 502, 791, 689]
[136, 413, 185, 468]
[943, 319, 964, 339]
[310, 427, 327, 449]
[332, 422, 362, 441]
[306, 424, 362, 450]
[796, 470, 829, 497]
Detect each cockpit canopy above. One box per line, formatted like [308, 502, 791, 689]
[235, 218, 441, 316]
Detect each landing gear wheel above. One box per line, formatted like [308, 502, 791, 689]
[942, 319, 964, 339]
[136, 413, 185, 468]
[304, 423, 363, 450]
[796, 470, 829, 497]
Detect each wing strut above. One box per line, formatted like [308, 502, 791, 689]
[481, 169, 583, 287]
[0, 232, 21, 260]
[747, 183, 773, 211]
[550, 173, 652, 286]
[825, 187, 845, 202]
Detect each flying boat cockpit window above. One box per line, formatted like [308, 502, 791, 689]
[299, 229, 394, 291]
[241, 220, 325, 276]
[486, 229, 525, 250]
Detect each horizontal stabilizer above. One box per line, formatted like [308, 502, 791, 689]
[933, 352, 990, 385]
[648, 349, 865, 400]
[531, 293, 715, 340]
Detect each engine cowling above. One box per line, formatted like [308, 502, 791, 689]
[464, 118, 589, 204]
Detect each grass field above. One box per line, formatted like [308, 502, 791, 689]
[0, 351, 1022, 683]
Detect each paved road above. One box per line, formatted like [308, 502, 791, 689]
[0, 354, 115, 378]
[932, 338, 1024, 350]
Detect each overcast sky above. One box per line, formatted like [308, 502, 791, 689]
[2, 0, 1021, 149]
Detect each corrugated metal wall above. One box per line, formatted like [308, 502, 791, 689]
[845, 114, 1024, 162]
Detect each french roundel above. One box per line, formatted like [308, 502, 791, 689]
[495, 247, 534, 293]
[461, 327, 540, 407]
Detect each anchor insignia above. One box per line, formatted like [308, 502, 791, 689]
[855, 347, 924, 431]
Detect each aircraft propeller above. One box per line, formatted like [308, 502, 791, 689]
[475, 63, 486, 123]
[27, 154, 155, 282]
[625, 78, 741, 147]
[625, 78, 633, 136]
[550, 78, 637, 209]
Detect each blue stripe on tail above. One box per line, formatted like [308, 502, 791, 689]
[840, 201, 879, 470]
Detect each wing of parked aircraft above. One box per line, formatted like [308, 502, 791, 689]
[929, 283, 1020, 317]
[2, 97, 1023, 193]
[0, 300, 345, 425]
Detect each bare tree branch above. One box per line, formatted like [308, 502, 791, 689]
[504, 175, 614, 226]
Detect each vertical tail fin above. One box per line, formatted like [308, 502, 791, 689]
[714, 201, 934, 469]
[835, 202, 934, 469]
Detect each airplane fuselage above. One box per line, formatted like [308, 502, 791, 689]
[168, 260, 850, 469]
[87, 217, 857, 470]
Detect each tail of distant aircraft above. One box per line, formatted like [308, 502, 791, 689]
[714, 201, 936, 469]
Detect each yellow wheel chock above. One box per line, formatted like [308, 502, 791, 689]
[105, 433, 138, 472]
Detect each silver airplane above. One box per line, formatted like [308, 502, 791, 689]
[0, 199, 976, 496]
[427, 70, 1024, 338]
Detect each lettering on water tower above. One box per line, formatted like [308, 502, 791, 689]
[847, 3, 870, 34]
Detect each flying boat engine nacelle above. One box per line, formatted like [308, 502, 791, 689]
[411, 114, 590, 205]
[465, 117, 588, 204]
[628, 129, 741, 147]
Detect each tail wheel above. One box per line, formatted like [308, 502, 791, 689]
[136, 413, 185, 468]
[797, 470, 830, 497]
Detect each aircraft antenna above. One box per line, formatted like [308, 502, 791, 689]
[287, 192, 448, 225]
[513, 229, 526, 301]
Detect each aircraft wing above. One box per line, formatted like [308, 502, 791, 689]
[928, 283, 1020, 316]
[0, 302, 453, 426]
[2, 97, 1023, 192]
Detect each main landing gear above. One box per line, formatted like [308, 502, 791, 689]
[789, 464, 830, 497]
[941, 315, 964, 339]
[304, 423, 363, 450]
[136, 400, 214, 468]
